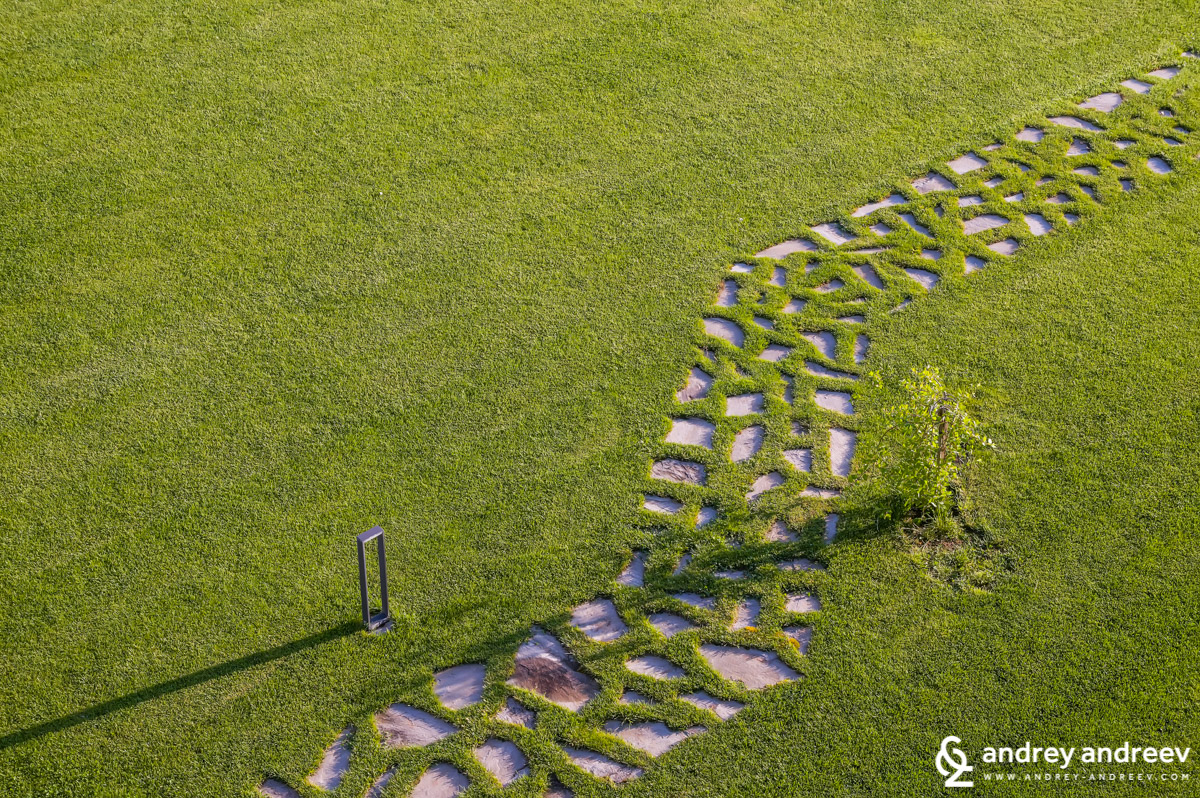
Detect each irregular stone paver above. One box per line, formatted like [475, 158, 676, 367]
[562, 747, 644, 784]
[1079, 92, 1123, 112]
[507, 629, 600, 712]
[1067, 138, 1091, 155]
[375, 704, 456, 749]
[411, 764, 469, 798]
[603, 722, 707, 756]
[758, 343, 792, 362]
[617, 551, 646, 587]
[801, 331, 837, 359]
[947, 152, 987, 174]
[854, 334, 869, 363]
[814, 278, 845, 293]
[726, 393, 763, 416]
[1121, 78, 1152, 93]
[988, 238, 1020, 255]
[782, 449, 812, 471]
[703, 317, 744, 347]
[1004, 191, 1024, 202]
[911, 172, 955, 194]
[643, 494, 682, 514]
[475, 739, 530, 786]
[1046, 192, 1070, 204]
[746, 471, 785, 501]
[652, 459, 706, 485]
[753, 315, 775, 330]
[699, 644, 799, 689]
[680, 692, 744, 720]
[619, 691, 653, 705]
[812, 222, 857, 245]
[308, 726, 353, 791]
[665, 418, 715, 448]
[1072, 166, 1098, 177]
[899, 212, 932, 237]
[1148, 156, 1172, 174]
[697, 506, 718, 527]
[626, 655, 687, 681]
[496, 697, 537, 729]
[957, 194, 984, 207]
[730, 262, 753, 273]
[364, 768, 397, 798]
[259, 779, 300, 798]
[672, 552, 692, 575]
[1025, 214, 1052, 236]
[1149, 66, 1181, 79]
[903, 267, 940, 290]
[838, 314, 865, 324]
[784, 626, 814, 655]
[814, 389, 853, 415]
[648, 612, 697, 638]
[805, 361, 858, 381]
[852, 264, 886, 289]
[1049, 115, 1103, 131]
[824, 512, 839, 543]
[920, 249, 941, 261]
[570, 599, 627, 642]
[731, 598, 761, 630]
[715, 569, 746, 580]
[1015, 126, 1044, 142]
[783, 298, 806, 313]
[965, 255, 985, 274]
[544, 776, 575, 797]
[851, 193, 905, 217]
[434, 664, 486, 710]
[829, 428, 857, 477]
[778, 558, 827, 571]
[769, 266, 787, 286]
[731, 425, 764, 462]
[716, 279, 738, 307]
[765, 519, 796, 542]
[672, 592, 716, 610]
[676, 367, 713, 402]
[786, 593, 822, 613]
[963, 213, 1008, 234]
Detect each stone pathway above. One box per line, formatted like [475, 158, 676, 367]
[259, 52, 1199, 796]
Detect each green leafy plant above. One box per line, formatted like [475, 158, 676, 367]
[865, 366, 993, 537]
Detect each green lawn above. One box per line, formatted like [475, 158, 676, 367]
[1, 0, 1199, 794]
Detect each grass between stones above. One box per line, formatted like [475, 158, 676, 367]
[2, 1, 1200, 795]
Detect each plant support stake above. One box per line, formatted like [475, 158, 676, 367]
[357, 526, 390, 632]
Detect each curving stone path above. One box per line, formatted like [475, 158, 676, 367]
[258, 53, 1200, 797]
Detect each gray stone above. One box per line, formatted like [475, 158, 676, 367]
[814, 390, 853, 415]
[544, 776, 575, 797]
[308, 726, 353, 791]
[652, 459, 706, 485]
[375, 705, 455, 749]
[851, 193, 905, 217]
[626, 655, 686, 681]
[1064, 213, 1080, 225]
[904, 268, 940, 290]
[1004, 191, 1024, 202]
[746, 471, 785, 501]
[672, 552, 692, 575]
[921, 249, 941, 261]
[869, 222, 892, 236]
[726, 393, 763, 416]
[756, 239, 817, 260]
[783, 626, 813, 655]
[1121, 78, 1152, 94]
[947, 152, 987, 174]
[988, 238, 1020, 255]
[1072, 166, 1099, 176]
[963, 213, 1008, 234]
[781, 373, 795, 404]
[802, 331, 837, 359]
[1015, 127, 1045, 142]
[778, 557, 827, 571]
[562, 747, 643, 784]
[964, 256, 985, 274]
[899, 212, 932, 237]
[643, 495, 682, 514]
[703, 317, 744, 347]
[570, 599, 627, 642]
[766, 519, 797, 542]
[854, 334, 869, 364]
[698, 644, 799, 690]
[758, 344, 792, 363]
[1149, 66, 1181, 80]
[812, 222, 857, 245]
[434, 665, 486, 711]
[672, 592, 716, 610]
[666, 418, 715, 449]
[603, 722, 706, 756]
[1025, 214, 1052, 236]
[814, 278, 845, 293]
[715, 279, 738, 307]
[853, 264, 886, 290]
[769, 266, 787, 287]
[696, 506, 718, 527]
[1067, 138, 1091, 155]
[783, 449, 812, 472]
[753, 315, 775, 331]
[677, 367, 713, 403]
[411, 764, 469, 798]
[1148, 156, 1173, 174]
[507, 629, 600, 712]
[1114, 139, 1135, 149]
[839, 314, 866, 324]
[783, 298, 806, 313]
[496, 697, 537, 729]
[824, 512, 839, 543]
[957, 194, 984, 207]
[1046, 193, 1070, 205]
[648, 612, 698, 638]
[1049, 116, 1102, 131]
[805, 361, 859, 381]
[830, 428, 856, 477]
[1079, 92, 1123, 112]
[731, 425, 765, 462]
[475, 739, 529, 786]
[258, 779, 300, 798]
[619, 691, 653, 705]
[1119, 178, 1133, 192]
[911, 172, 955, 194]
[731, 598, 761, 630]
[786, 593, 822, 613]
[680, 691, 744, 720]
[617, 552, 646, 587]
[984, 176, 1004, 188]
[730, 262, 753, 273]
[364, 768, 398, 798]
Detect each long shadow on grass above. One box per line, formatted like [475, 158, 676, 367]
[0, 621, 359, 750]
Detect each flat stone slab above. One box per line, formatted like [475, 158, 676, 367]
[699, 644, 799, 690]
[617, 551, 646, 587]
[603, 722, 707, 756]
[626, 655, 687, 681]
[1046, 192, 1070, 204]
[1079, 92, 1123, 112]
[672, 553, 692, 575]
[648, 612, 697, 638]
[987, 238, 1019, 255]
[899, 212, 931, 237]
[783, 449, 812, 471]
[854, 334, 869, 363]
[947, 152, 987, 174]
[665, 418, 715, 448]
[697, 506, 718, 527]
[766, 519, 796, 542]
[778, 557, 827, 571]
[786, 593, 822, 613]
[1121, 78, 1152, 93]
[805, 361, 859, 381]
[957, 194, 984, 207]
[508, 629, 600, 711]
[715, 280, 738, 307]
[1049, 115, 1102, 131]
[259, 779, 300, 798]
[715, 569, 746, 580]
[1015, 126, 1045, 142]
[814, 390, 853, 415]
[814, 278, 845, 293]
[784, 626, 813, 655]
[963, 213, 1008, 234]
[619, 690, 653, 705]
[681, 691, 744, 720]
[851, 193, 905, 217]
[1072, 166, 1098, 177]
[801, 331, 837, 359]
[911, 172, 955, 194]
[869, 223, 891, 235]
[672, 592, 716, 610]
[1148, 156, 1172, 174]
[758, 343, 792, 362]
[308, 726, 353, 791]
[364, 768, 397, 798]
[475, 739, 529, 786]
[1067, 138, 1091, 155]
[753, 315, 775, 331]
[1004, 191, 1024, 202]
[375, 704, 456, 749]
[643, 494, 682, 514]
[496, 697, 537, 729]
[677, 367, 713, 403]
[852, 264, 886, 291]
[824, 512, 839, 543]
[411, 764, 469, 798]
[783, 298, 806, 313]
[434, 664, 486, 710]
[652, 459, 706, 485]
[731, 425, 764, 462]
[769, 266, 787, 286]
[703, 317, 744, 347]
[544, 776, 575, 797]
[812, 222, 857, 245]
[903, 268, 940, 291]
[830, 428, 857, 477]
[731, 598, 761, 630]
[726, 393, 763, 416]
[746, 471, 785, 501]
[1149, 66, 1181, 79]
[965, 255, 985, 274]
[1025, 214, 1051, 236]
[562, 747, 643, 784]
[570, 599, 627, 642]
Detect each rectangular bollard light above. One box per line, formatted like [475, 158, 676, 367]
[356, 526, 391, 632]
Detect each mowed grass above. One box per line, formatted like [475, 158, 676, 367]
[0, 0, 1198, 794]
